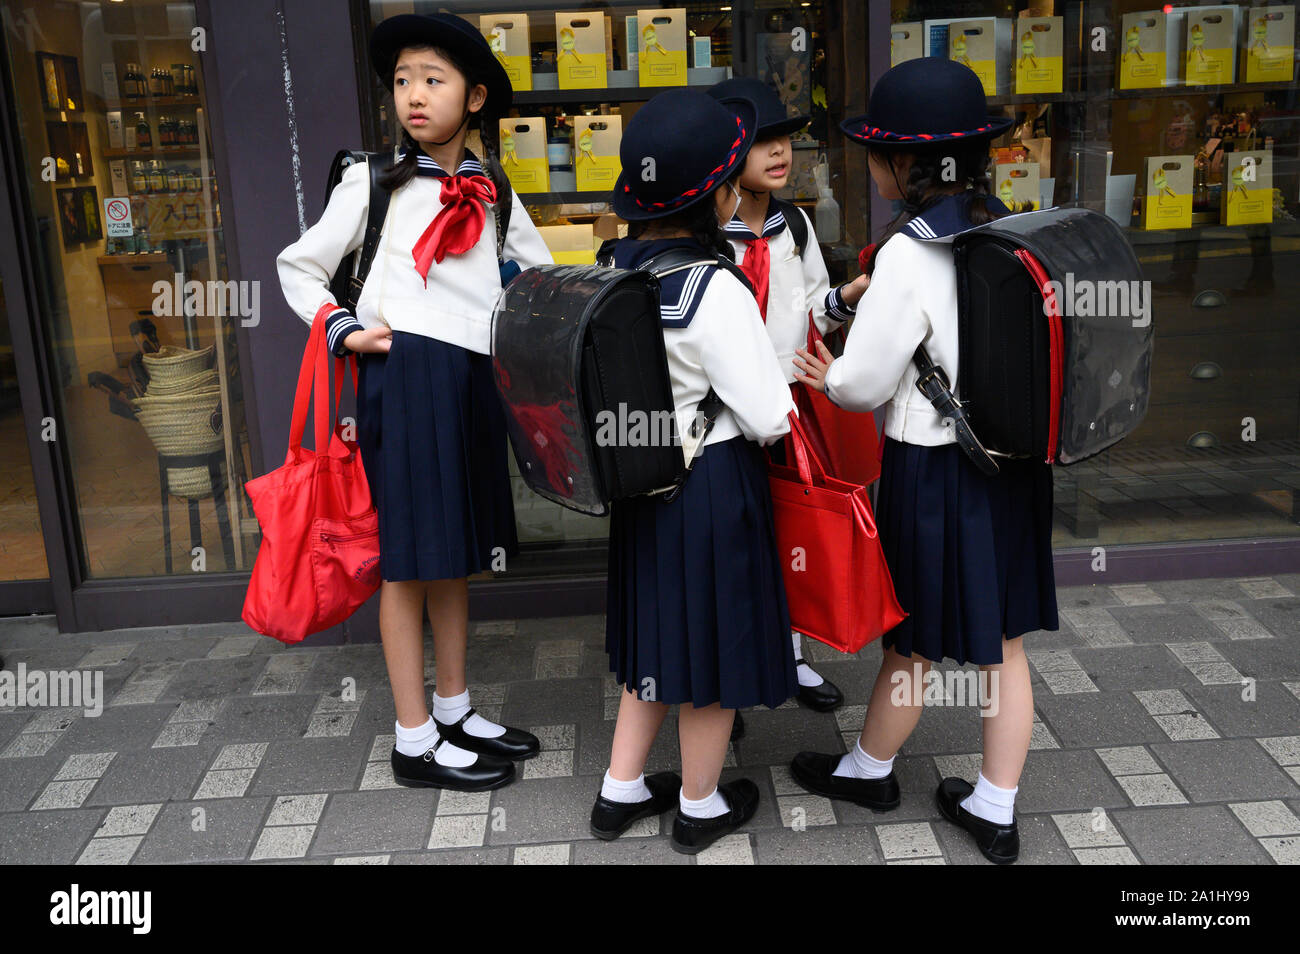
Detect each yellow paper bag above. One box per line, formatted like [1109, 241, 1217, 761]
[949, 18, 1012, 95]
[996, 162, 1041, 212]
[1014, 17, 1062, 94]
[480, 14, 532, 92]
[499, 117, 549, 194]
[538, 224, 596, 265]
[1185, 7, 1239, 85]
[573, 114, 622, 193]
[1221, 151, 1272, 225]
[1142, 155, 1193, 230]
[891, 22, 923, 67]
[638, 8, 688, 86]
[1118, 12, 1168, 89]
[1244, 6, 1295, 83]
[555, 12, 607, 89]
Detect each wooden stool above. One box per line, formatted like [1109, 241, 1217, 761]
[157, 449, 236, 573]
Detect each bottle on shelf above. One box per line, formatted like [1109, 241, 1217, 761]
[813, 155, 840, 244]
[135, 112, 151, 149]
[75, 152, 84, 176]
[123, 62, 145, 99]
[130, 160, 148, 192]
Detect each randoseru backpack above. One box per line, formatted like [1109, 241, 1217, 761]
[491, 245, 753, 516]
[909, 206, 1151, 474]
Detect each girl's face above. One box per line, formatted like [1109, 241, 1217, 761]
[868, 150, 912, 200]
[739, 135, 792, 192]
[392, 46, 486, 146]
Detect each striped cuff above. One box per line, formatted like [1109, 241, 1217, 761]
[325, 308, 364, 357]
[825, 285, 856, 322]
[824, 379, 844, 409]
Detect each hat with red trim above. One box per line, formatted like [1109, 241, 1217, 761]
[840, 58, 1012, 149]
[370, 13, 512, 115]
[612, 89, 758, 222]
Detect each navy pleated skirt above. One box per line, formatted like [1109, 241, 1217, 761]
[876, 437, 1059, 666]
[606, 435, 798, 710]
[355, 330, 518, 582]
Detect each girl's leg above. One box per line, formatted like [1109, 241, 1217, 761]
[425, 577, 469, 698]
[609, 688, 670, 781]
[960, 635, 1033, 824]
[378, 579, 432, 729]
[858, 646, 931, 760]
[677, 702, 734, 800]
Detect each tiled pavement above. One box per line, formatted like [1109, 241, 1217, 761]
[1, 574, 1298, 865]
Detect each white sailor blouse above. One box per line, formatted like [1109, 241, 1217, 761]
[724, 204, 844, 384]
[277, 150, 552, 357]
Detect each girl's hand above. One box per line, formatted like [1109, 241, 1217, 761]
[840, 272, 871, 308]
[793, 339, 834, 393]
[344, 326, 392, 354]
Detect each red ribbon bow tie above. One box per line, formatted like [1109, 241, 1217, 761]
[411, 174, 497, 284]
[739, 237, 771, 320]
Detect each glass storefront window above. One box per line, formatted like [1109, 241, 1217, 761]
[1, 0, 255, 578]
[0, 278, 50, 582]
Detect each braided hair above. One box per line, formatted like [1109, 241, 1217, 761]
[863, 139, 1004, 276]
[375, 43, 510, 227]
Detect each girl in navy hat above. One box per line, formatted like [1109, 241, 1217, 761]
[788, 58, 1059, 864]
[707, 76, 851, 718]
[277, 13, 552, 791]
[587, 89, 799, 854]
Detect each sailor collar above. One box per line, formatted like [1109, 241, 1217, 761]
[724, 208, 787, 242]
[398, 148, 486, 179]
[609, 238, 720, 329]
[902, 192, 1012, 243]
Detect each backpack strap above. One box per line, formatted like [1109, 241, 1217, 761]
[770, 197, 808, 258]
[910, 344, 999, 476]
[347, 154, 393, 311]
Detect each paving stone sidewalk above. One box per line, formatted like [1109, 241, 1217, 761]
[1, 575, 1298, 865]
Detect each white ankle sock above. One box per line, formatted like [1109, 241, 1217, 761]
[601, 769, 652, 803]
[792, 632, 825, 688]
[960, 772, 1017, 825]
[394, 716, 477, 768]
[679, 786, 729, 819]
[832, 740, 894, 779]
[434, 689, 506, 739]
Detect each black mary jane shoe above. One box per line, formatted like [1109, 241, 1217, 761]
[935, 777, 1019, 865]
[434, 708, 540, 762]
[390, 741, 515, 792]
[730, 710, 745, 742]
[794, 659, 844, 712]
[590, 772, 682, 840]
[670, 779, 760, 855]
[789, 751, 900, 811]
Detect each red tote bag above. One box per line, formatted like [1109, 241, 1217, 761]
[241, 303, 380, 644]
[769, 411, 905, 654]
[795, 321, 881, 487]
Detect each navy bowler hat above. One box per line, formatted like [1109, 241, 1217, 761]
[370, 13, 512, 115]
[612, 89, 757, 222]
[707, 76, 809, 139]
[841, 58, 1012, 149]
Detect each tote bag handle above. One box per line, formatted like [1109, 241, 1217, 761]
[287, 303, 360, 462]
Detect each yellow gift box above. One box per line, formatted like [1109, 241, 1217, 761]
[498, 117, 549, 194]
[479, 14, 532, 92]
[638, 8, 688, 86]
[1244, 6, 1295, 83]
[1221, 150, 1272, 225]
[1142, 155, 1193, 230]
[573, 114, 622, 193]
[555, 11, 607, 89]
[538, 224, 596, 265]
[1014, 17, 1063, 94]
[1184, 6, 1239, 85]
[1118, 11, 1169, 89]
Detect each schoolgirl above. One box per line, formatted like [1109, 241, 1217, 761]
[788, 58, 1059, 863]
[587, 90, 799, 854]
[708, 76, 846, 715]
[277, 13, 552, 791]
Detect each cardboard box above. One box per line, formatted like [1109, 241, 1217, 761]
[1244, 5, 1295, 83]
[1221, 150, 1272, 225]
[1118, 10, 1179, 89]
[555, 11, 607, 89]
[949, 18, 1013, 95]
[1142, 155, 1193, 230]
[891, 22, 923, 66]
[499, 117, 549, 193]
[573, 114, 622, 193]
[106, 110, 125, 149]
[996, 162, 1041, 212]
[638, 8, 688, 87]
[1185, 5, 1240, 85]
[480, 14, 532, 92]
[1014, 17, 1063, 94]
[539, 223, 596, 264]
[593, 212, 627, 243]
[109, 159, 129, 197]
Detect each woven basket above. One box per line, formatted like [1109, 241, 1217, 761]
[134, 386, 225, 498]
[143, 368, 219, 396]
[143, 345, 215, 383]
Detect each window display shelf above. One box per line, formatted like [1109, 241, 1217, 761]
[1110, 81, 1296, 101]
[107, 95, 201, 109]
[103, 146, 201, 159]
[511, 67, 732, 105]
